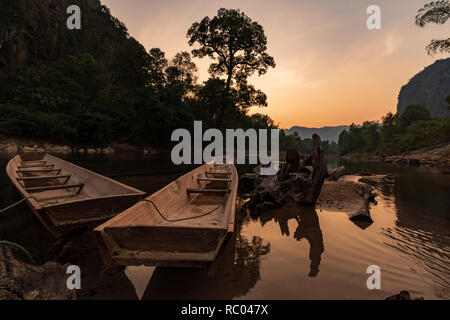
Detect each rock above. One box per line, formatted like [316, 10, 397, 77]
[102, 147, 114, 154]
[0, 21, 8, 49]
[0, 244, 75, 300]
[386, 290, 411, 300]
[50, 145, 71, 154]
[327, 166, 346, 180]
[385, 290, 424, 300]
[20, 146, 45, 153]
[397, 58, 450, 119]
[112, 144, 138, 153]
[407, 158, 420, 166]
[384, 142, 450, 169]
[3, 143, 18, 153]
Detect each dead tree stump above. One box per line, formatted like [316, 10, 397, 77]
[243, 134, 327, 213]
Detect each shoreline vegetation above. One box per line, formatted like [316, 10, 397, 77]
[2, 136, 449, 171]
[337, 105, 450, 169]
[0, 138, 160, 156]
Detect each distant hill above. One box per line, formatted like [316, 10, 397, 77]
[284, 126, 349, 142]
[397, 58, 450, 118]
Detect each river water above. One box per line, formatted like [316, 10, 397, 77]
[0, 152, 448, 300]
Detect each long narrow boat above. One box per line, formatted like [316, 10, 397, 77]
[94, 162, 238, 268]
[6, 154, 146, 238]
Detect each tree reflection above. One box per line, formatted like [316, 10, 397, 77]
[259, 203, 324, 277]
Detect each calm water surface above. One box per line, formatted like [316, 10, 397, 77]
[0, 152, 448, 299]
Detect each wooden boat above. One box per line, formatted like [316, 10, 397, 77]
[94, 162, 238, 268]
[6, 154, 146, 238]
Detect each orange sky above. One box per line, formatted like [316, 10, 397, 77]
[101, 0, 449, 128]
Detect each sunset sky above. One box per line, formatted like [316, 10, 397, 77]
[101, 0, 449, 128]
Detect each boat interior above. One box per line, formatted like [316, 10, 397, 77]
[8, 154, 143, 206]
[102, 163, 237, 231]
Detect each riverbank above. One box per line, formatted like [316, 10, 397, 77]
[0, 138, 160, 156]
[384, 142, 450, 169]
[341, 142, 450, 170]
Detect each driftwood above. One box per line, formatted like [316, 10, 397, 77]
[327, 166, 346, 181]
[243, 134, 327, 213]
[318, 176, 378, 229]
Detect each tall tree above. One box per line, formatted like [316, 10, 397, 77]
[187, 8, 275, 122]
[415, 0, 450, 55]
[165, 51, 198, 97]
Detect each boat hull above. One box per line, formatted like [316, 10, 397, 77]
[95, 162, 238, 268]
[6, 154, 145, 238]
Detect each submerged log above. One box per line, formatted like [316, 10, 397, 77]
[243, 134, 327, 213]
[318, 176, 378, 229]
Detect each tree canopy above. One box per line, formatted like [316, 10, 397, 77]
[187, 8, 275, 125]
[0, 3, 278, 148]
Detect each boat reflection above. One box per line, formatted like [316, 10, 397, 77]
[140, 208, 271, 299]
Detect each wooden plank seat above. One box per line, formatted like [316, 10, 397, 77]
[17, 169, 62, 174]
[18, 164, 55, 169]
[16, 175, 71, 186]
[21, 161, 47, 165]
[197, 178, 232, 183]
[25, 183, 84, 193]
[187, 188, 230, 194]
[205, 172, 231, 176]
[16, 175, 71, 181]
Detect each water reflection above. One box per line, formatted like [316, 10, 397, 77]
[258, 204, 324, 277]
[136, 208, 271, 299]
[1, 152, 449, 299]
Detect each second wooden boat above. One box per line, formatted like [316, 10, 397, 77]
[6, 154, 146, 238]
[94, 162, 238, 268]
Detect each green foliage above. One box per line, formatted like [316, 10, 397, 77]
[399, 105, 431, 129]
[280, 130, 337, 155]
[338, 107, 450, 156]
[0, 3, 279, 148]
[187, 8, 275, 123]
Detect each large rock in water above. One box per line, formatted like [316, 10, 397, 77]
[397, 58, 450, 118]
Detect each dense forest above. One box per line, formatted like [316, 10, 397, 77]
[0, 1, 294, 149]
[2, 1, 446, 156]
[338, 104, 450, 157]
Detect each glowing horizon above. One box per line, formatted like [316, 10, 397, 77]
[101, 0, 449, 128]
